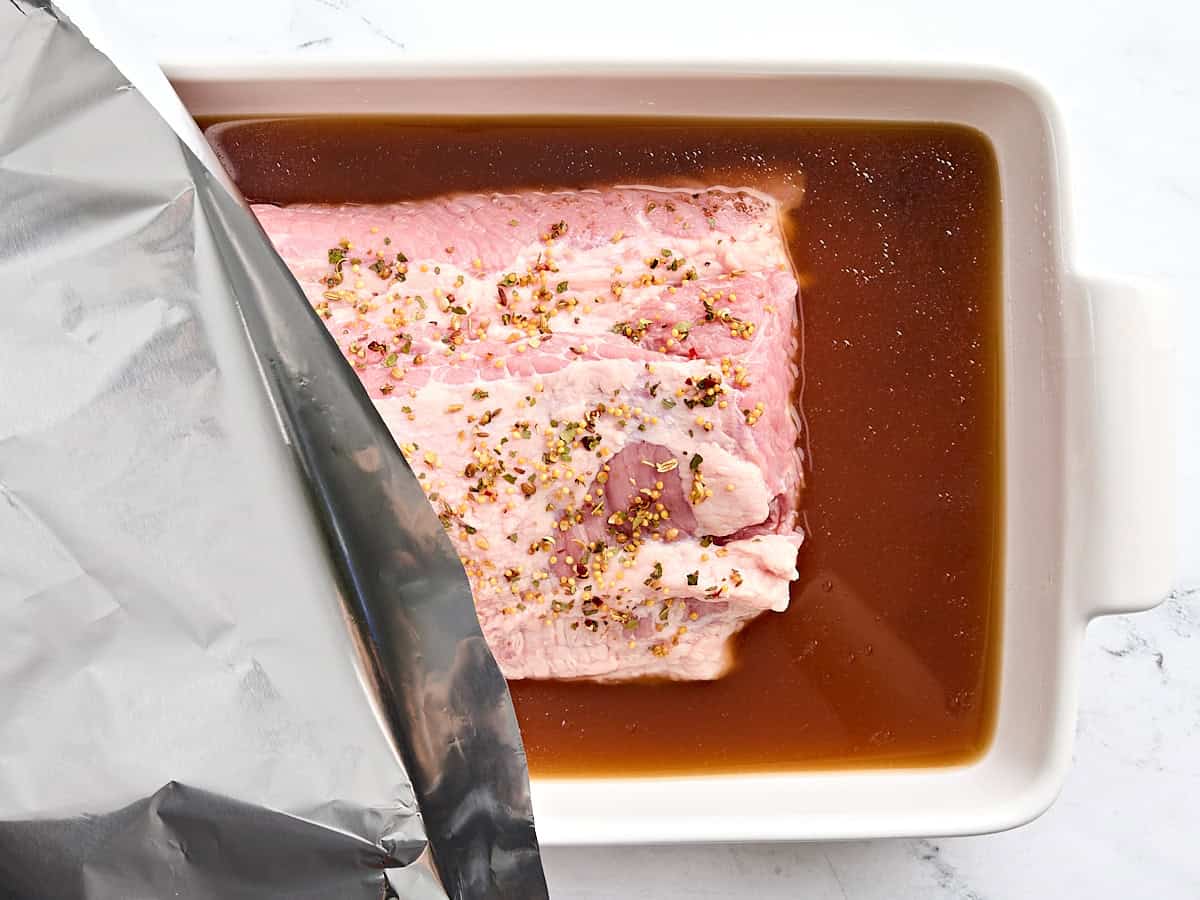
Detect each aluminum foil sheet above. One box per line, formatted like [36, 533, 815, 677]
[0, 3, 546, 897]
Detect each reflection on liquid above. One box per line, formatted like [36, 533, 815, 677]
[786, 571, 955, 753]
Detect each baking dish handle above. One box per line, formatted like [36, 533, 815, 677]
[1072, 276, 1175, 619]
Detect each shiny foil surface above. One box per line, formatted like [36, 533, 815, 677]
[0, 3, 546, 897]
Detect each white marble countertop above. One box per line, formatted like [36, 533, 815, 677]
[81, 0, 1200, 895]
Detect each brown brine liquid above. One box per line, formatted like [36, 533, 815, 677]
[204, 116, 1003, 776]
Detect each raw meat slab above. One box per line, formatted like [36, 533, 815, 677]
[253, 186, 803, 680]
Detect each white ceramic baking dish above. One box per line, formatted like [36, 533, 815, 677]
[166, 63, 1175, 844]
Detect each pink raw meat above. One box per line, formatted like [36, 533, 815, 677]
[253, 186, 803, 680]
